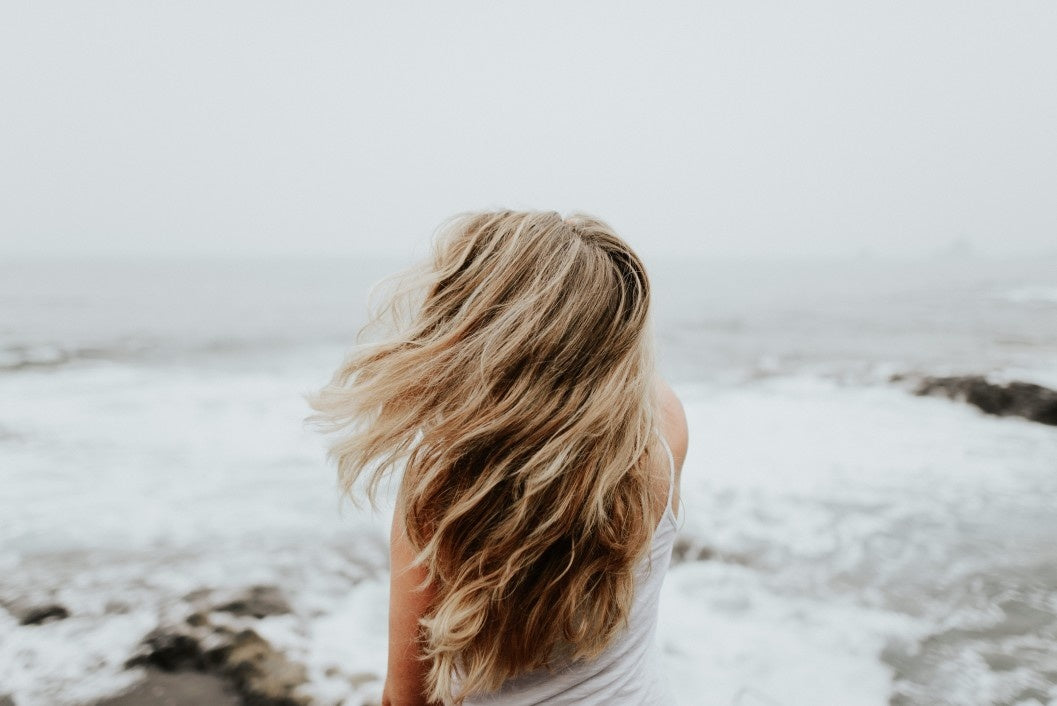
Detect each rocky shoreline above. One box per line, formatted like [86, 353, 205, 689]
[894, 374, 1057, 426]
[103, 585, 313, 706]
[2, 585, 324, 706]
[2, 372, 1053, 706]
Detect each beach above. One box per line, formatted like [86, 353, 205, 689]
[2, 254, 1056, 705]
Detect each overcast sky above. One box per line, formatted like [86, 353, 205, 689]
[2, 1, 1055, 260]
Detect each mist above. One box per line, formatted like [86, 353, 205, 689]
[2, 1, 1055, 260]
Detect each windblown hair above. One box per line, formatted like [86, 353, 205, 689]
[305, 210, 663, 704]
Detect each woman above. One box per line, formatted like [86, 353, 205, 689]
[307, 211, 687, 705]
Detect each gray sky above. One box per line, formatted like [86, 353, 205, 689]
[2, 1, 1055, 260]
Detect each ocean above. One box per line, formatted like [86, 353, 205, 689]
[1, 253, 1055, 706]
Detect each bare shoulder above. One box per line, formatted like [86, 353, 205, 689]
[655, 376, 688, 472]
[653, 376, 688, 520]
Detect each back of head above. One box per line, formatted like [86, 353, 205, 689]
[307, 210, 662, 703]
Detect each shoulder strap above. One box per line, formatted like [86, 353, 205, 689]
[656, 431, 676, 512]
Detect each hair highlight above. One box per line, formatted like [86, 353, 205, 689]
[305, 210, 662, 704]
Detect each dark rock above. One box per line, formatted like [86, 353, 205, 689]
[222, 629, 308, 705]
[125, 615, 308, 706]
[181, 588, 213, 603]
[127, 628, 206, 672]
[913, 375, 1057, 426]
[14, 602, 69, 626]
[671, 537, 715, 564]
[185, 611, 208, 627]
[213, 585, 292, 619]
[0, 693, 15, 706]
[180, 584, 292, 620]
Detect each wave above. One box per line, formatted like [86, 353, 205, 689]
[0, 335, 347, 373]
[0, 344, 110, 372]
[0, 340, 172, 372]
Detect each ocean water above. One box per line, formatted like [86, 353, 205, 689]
[1, 253, 1056, 706]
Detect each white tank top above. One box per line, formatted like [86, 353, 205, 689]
[462, 434, 680, 705]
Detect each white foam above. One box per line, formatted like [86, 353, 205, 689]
[661, 376, 1057, 705]
[659, 562, 920, 706]
[3, 367, 1057, 705]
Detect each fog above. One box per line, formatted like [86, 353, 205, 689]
[2, 2, 1055, 259]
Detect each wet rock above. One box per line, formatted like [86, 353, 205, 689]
[223, 629, 308, 704]
[183, 584, 292, 619]
[126, 614, 308, 706]
[213, 585, 292, 619]
[185, 611, 208, 627]
[912, 375, 1057, 426]
[670, 537, 715, 564]
[6, 601, 70, 626]
[129, 627, 207, 671]
[182, 588, 213, 603]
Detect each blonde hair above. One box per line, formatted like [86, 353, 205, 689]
[305, 210, 662, 704]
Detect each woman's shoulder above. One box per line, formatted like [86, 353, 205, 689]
[652, 377, 687, 522]
[655, 377, 688, 472]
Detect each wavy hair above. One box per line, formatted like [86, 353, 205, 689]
[305, 210, 662, 704]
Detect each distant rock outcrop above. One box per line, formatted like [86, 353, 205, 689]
[910, 375, 1057, 426]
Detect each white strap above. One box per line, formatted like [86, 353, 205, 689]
[656, 431, 675, 512]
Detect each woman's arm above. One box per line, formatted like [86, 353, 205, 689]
[382, 497, 439, 706]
